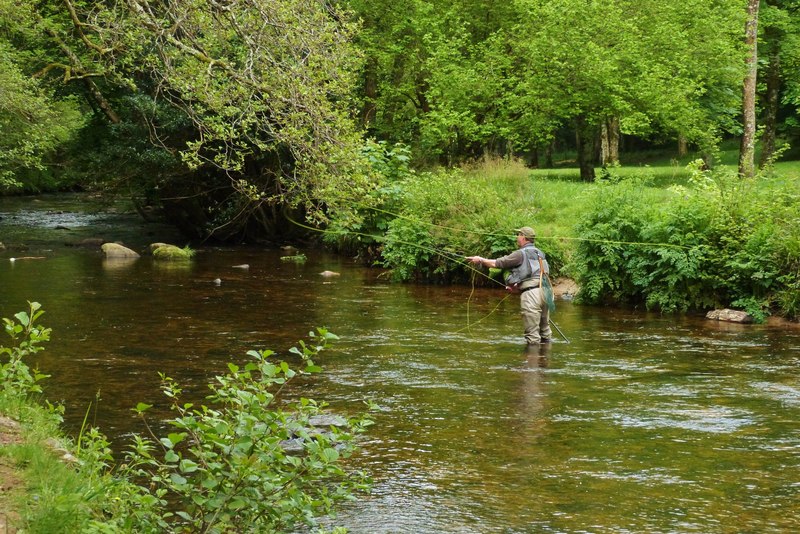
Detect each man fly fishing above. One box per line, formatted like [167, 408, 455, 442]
[466, 227, 554, 345]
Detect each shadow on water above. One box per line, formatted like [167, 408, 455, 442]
[3, 195, 800, 532]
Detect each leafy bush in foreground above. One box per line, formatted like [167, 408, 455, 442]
[0, 304, 372, 533]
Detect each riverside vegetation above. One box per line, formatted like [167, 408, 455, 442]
[326, 143, 800, 323]
[3, 153, 800, 531]
[0, 302, 373, 533]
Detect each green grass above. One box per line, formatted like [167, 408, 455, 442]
[0, 401, 100, 533]
[771, 159, 800, 180]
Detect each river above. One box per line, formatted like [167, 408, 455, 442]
[2, 194, 800, 532]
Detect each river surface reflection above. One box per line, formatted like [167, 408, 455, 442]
[2, 195, 800, 532]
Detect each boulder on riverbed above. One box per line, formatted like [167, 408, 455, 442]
[706, 308, 753, 324]
[101, 242, 140, 259]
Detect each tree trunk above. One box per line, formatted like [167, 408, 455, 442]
[45, 28, 120, 124]
[677, 134, 688, 158]
[545, 141, 554, 168]
[529, 147, 539, 168]
[759, 27, 780, 168]
[600, 116, 620, 166]
[575, 116, 596, 182]
[361, 56, 378, 129]
[738, 0, 759, 178]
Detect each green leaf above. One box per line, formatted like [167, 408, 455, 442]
[14, 312, 29, 327]
[322, 447, 340, 462]
[179, 459, 198, 473]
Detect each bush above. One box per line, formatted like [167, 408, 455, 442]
[114, 328, 373, 533]
[0, 306, 373, 533]
[380, 168, 513, 282]
[574, 161, 800, 319]
[322, 140, 414, 262]
[0, 302, 51, 410]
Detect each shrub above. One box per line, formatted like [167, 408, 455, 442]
[380, 168, 511, 282]
[574, 160, 800, 319]
[323, 140, 414, 261]
[0, 306, 373, 533]
[0, 302, 51, 410]
[115, 329, 373, 533]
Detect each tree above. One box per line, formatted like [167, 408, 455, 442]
[2, 0, 373, 240]
[349, 0, 747, 176]
[0, 1, 85, 190]
[758, 0, 800, 167]
[107, 0, 372, 237]
[739, 0, 760, 178]
[507, 0, 742, 180]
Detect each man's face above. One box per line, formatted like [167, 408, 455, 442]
[516, 233, 526, 247]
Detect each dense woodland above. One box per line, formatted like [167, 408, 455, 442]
[1, 0, 799, 242]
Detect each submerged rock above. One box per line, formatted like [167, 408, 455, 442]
[706, 308, 753, 324]
[101, 242, 140, 259]
[280, 254, 307, 263]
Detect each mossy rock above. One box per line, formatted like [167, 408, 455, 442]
[152, 244, 195, 261]
[280, 254, 307, 263]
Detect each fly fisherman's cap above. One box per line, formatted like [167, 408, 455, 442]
[515, 226, 536, 240]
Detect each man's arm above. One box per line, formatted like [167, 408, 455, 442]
[466, 256, 497, 268]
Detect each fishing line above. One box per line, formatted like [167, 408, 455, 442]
[286, 213, 500, 285]
[458, 276, 514, 334]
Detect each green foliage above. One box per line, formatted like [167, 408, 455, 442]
[348, 0, 745, 164]
[379, 165, 547, 282]
[323, 139, 414, 260]
[0, 306, 372, 532]
[119, 327, 373, 533]
[0, 42, 84, 191]
[574, 160, 800, 320]
[0, 302, 51, 407]
[378, 168, 504, 281]
[326, 156, 576, 283]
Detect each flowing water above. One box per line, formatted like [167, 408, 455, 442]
[2, 194, 800, 533]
